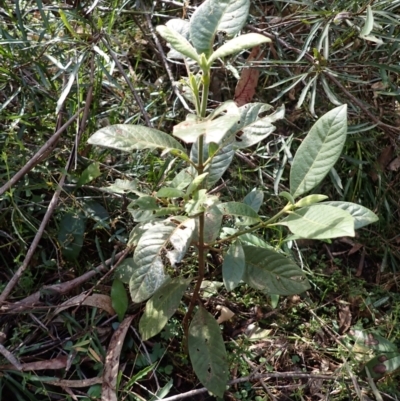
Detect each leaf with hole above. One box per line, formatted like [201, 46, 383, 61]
[217, 202, 260, 226]
[139, 277, 191, 340]
[290, 105, 347, 198]
[280, 205, 355, 239]
[188, 307, 228, 398]
[242, 245, 310, 295]
[130, 221, 179, 303]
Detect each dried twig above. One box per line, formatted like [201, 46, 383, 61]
[0, 251, 124, 312]
[160, 372, 348, 401]
[0, 110, 82, 196]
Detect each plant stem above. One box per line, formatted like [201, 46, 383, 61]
[182, 68, 210, 344]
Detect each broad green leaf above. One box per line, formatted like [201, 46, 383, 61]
[111, 278, 128, 321]
[83, 200, 110, 229]
[217, 202, 260, 226]
[242, 245, 310, 295]
[139, 277, 191, 340]
[239, 233, 272, 249]
[294, 194, 328, 208]
[156, 25, 200, 63]
[362, 354, 400, 380]
[190, 141, 235, 188]
[130, 221, 176, 302]
[207, 143, 235, 187]
[188, 307, 228, 398]
[243, 189, 264, 213]
[115, 258, 136, 284]
[279, 191, 295, 205]
[280, 205, 355, 239]
[186, 173, 209, 197]
[58, 212, 86, 260]
[223, 240, 245, 291]
[360, 6, 374, 37]
[225, 103, 284, 149]
[164, 19, 190, 59]
[290, 105, 347, 198]
[103, 179, 143, 195]
[173, 112, 239, 144]
[184, 189, 208, 217]
[202, 204, 223, 243]
[170, 168, 195, 190]
[190, 0, 250, 56]
[166, 218, 196, 266]
[323, 201, 379, 229]
[88, 124, 186, 154]
[76, 162, 101, 188]
[208, 33, 270, 64]
[156, 187, 185, 198]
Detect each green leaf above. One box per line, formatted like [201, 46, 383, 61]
[130, 221, 176, 303]
[217, 202, 260, 226]
[88, 124, 186, 153]
[202, 204, 223, 243]
[290, 105, 347, 198]
[360, 6, 374, 37]
[156, 187, 185, 199]
[184, 189, 208, 217]
[280, 205, 355, 239]
[111, 278, 128, 321]
[207, 143, 235, 187]
[156, 25, 200, 63]
[164, 19, 191, 60]
[239, 233, 272, 249]
[243, 189, 264, 213]
[208, 33, 270, 64]
[223, 240, 245, 291]
[190, 0, 250, 56]
[294, 194, 328, 208]
[82, 200, 110, 229]
[173, 111, 239, 144]
[76, 162, 101, 188]
[186, 173, 209, 197]
[188, 307, 228, 398]
[139, 277, 191, 340]
[170, 168, 195, 190]
[226, 103, 284, 149]
[57, 212, 86, 260]
[322, 201, 379, 229]
[279, 191, 295, 205]
[242, 245, 310, 295]
[165, 218, 196, 266]
[115, 258, 136, 284]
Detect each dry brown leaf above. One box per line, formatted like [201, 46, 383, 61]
[348, 243, 363, 256]
[338, 303, 352, 334]
[387, 156, 400, 171]
[55, 293, 115, 315]
[102, 315, 134, 401]
[216, 305, 235, 324]
[234, 46, 265, 106]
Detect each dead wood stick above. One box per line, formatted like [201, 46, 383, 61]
[0, 110, 82, 197]
[0, 251, 125, 312]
